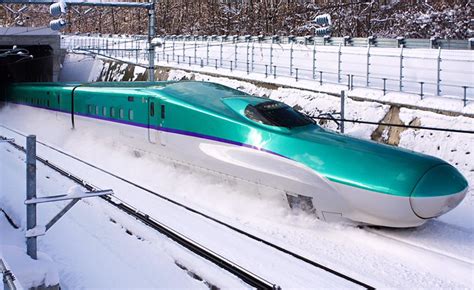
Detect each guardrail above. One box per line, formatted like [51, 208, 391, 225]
[161, 35, 473, 50]
[61, 35, 474, 105]
[63, 33, 474, 50]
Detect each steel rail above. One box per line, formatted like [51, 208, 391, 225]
[360, 226, 474, 266]
[0, 127, 374, 289]
[0, 136, 278, 290]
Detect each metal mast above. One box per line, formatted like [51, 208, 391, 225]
[148, 0, 156, 81]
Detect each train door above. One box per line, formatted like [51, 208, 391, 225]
[159, 103, 166, 146]
[148, 98, 166, 146]
[148, 98, 159, 143]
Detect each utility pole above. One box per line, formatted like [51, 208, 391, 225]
[26, 135, 37, 260]
[21, 134, 113, 261]
[340, 91, 345, 134]
[148, 0, 156, 81]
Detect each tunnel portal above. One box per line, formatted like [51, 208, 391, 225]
[0, 27, 62, 83]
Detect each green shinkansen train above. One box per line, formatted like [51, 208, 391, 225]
[0, 81, 468, 227]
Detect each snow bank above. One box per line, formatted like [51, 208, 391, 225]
[59, 54, 103, 82]
[0, 212, 59, 289]
[0, 142, 247, 289]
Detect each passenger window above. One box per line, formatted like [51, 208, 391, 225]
[88, 105, 93, 114]
[129, 109, 134, 120]
[150, 102, 155, 117]
[110, 107, 116, 118]
[103, 107, 107, 116]
[95, 106, 99, 115]
[119, 108, 124, 119]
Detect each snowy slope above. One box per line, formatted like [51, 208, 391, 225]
[62, 36, 474, 111]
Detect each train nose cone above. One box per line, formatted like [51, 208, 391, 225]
[410, 164, 468, 219]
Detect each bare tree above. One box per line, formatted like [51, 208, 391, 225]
[0, 0, 470, 39]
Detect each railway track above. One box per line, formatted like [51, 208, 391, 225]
[361, 226, 474, 267]
[1, 128, 374, 289]
[1, 135, 277, 289]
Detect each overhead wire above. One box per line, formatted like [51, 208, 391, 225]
[310, 115, 474, 134]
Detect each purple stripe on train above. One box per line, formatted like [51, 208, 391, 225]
[8, 101, 287, 159]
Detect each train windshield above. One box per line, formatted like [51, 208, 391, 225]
[244, 101, 314, 128]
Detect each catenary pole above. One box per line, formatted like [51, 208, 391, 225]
[26, 135, 37, 260]
[147, 0, 156, 81]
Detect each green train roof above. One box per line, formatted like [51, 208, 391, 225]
[155, 81, 264, 118]
[35, 81, 271, 120]
[85, 81, 175, 88]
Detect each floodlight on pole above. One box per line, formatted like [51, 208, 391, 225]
[313, 13, 332, 37]
[50, 18, 66, 30]
[49, 0, 67, 30]
[49, 0, 66, 17]
[315, 26, 332, 37]
[313, 13, 332, 26]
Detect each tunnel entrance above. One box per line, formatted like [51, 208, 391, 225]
[0, 27, 62, 86]
[0, 45, 54, 82]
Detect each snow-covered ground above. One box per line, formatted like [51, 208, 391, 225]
[0, 140, 254, 289]
[0, 117, 365, 289]
[1, 74, 473, 288]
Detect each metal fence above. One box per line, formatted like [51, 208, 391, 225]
[64, 34, 474, 50]
[160, 34, 473, 50]
[61, 35, 474, 105]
